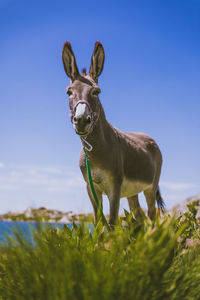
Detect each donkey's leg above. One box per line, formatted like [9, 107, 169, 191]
[108, 186, 121, 226]
[127, 195, 145, 221]
[144, 187, 156, 220]
[144, 160, 163, 219]
[86, 183, 103, 225]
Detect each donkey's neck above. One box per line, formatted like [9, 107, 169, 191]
[82, 103, 113, 157]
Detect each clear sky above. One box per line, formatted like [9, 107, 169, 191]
[0, 0, 200, 214]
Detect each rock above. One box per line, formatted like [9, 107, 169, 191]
[172, 193, 200, 217]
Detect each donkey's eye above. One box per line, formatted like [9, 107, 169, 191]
[91, 88, 101, 96]
[67, 90, 72, 96]
[66, 88, 73, 96]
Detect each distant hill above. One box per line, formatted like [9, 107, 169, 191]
[172, 193, 200, 217]
[0, 207, 71, 223]
[0, 207, 94, 223]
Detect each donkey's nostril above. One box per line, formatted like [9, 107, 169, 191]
[73, 116, 77, 123]
[87, 116, 91, 124]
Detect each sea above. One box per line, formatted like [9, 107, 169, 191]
[0, 221, 73, 244]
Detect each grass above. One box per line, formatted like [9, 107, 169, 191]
[0, 203, 199, 299]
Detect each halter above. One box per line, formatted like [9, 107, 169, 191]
[70, 99, 100, 139]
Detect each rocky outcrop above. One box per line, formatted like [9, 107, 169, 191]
[172, 193, 200, 217]
[0, 207, 72, 223]
[0, 207, 94, 223]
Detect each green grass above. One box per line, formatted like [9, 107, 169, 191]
[0, 203, 199, 300]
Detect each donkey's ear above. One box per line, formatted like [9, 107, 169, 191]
[62, 42, 79, 81]
[89, 41, 105, 82]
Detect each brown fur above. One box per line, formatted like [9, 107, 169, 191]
[62, 41, 164, 225]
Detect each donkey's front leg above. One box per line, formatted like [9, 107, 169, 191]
[108, 184, 121, 226]
[86, 183, 103, 225]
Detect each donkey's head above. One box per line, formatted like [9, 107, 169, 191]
[62, 42, 105, 137]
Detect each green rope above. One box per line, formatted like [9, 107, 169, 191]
[84, 148, 110, 231]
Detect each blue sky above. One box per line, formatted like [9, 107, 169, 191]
[0, 0, 200, 214]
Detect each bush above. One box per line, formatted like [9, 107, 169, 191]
[0, 208, 199, 299]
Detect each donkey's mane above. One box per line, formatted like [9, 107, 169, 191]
[81, 68, 87, 75]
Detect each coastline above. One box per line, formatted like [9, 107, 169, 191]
[0, 207, 94, 223]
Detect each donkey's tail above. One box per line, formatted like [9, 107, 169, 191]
[156, 187, 165, 212]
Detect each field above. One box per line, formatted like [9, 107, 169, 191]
[0, 202, 200, 300]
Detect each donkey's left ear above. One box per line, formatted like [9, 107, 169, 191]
[62, 41, 79, 81]
[89, 42, 105, 82]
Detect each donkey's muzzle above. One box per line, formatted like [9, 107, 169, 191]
[73, 115, 91, 135]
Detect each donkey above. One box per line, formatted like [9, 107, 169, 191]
[62, 41, 165, 225]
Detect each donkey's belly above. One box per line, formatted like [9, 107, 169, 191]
[120, 178, 151, 198]
[91, 168, 150, 197]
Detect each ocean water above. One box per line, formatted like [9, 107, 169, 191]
[0, 221, 73, 243]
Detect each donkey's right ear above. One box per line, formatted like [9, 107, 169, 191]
[89, 42, 105, 82]
[62, 42, 79, 81]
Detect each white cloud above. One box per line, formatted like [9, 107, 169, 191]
[0, 163, 4, 168]
[160, 181, 196, 192]
[0, 165, 84, 192]
[159, 181, 199, 209]
[0, 164, 90, 214]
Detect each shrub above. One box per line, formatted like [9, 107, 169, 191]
[0, 207, 199, 299]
